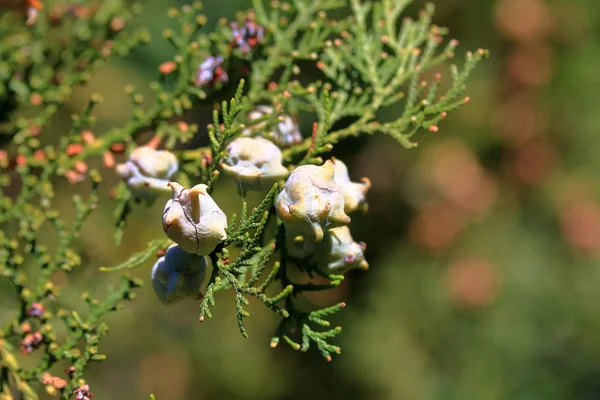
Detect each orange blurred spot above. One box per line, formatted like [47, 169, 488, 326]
[146, 136, 161, 149]
[69, 5, 92, 19]
[42, 373, 67, 389]
[103, 151, 115, 168]
[0, 150, 8, 168]
[33, 150, 46, 162]
[409, 201, 465, 254]
[81, 130, 96, 144]
[16, 155, 27, 166]
[507, 42, 555, 86]
[446, 257, 500, 308]
[560, 199, 600, 256]
[26, 0, 44, 9]
[492, 94, 546, 145]
[512, 139, 558, 185]
[30, 93, 43, 106]
[110, 142, 126, 153]
[423, 140, 497, 216]
[29, 126, 41, 136]
[74, 160, 88, 174]
[101, 41, 113, 57]
[177, 121, 188, 132]
[65, 143, 83, 157]
[159, 61, 177, 75]
[20, 322, 32, 334]
[65, 170, 84, 184]
[110, 17, 125, 32]
[495, 0, 553, 41]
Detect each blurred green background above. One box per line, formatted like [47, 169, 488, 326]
[16, 0, 600, 398]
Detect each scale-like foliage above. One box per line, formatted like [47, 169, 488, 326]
[0, 0, 486, 397]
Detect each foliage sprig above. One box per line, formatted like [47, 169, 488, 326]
[0, 0, 486, 396]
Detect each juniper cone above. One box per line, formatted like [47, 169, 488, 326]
[316, 226, 369, 274]
[221, 136, 289, 196]
[116, 146, 178, 198]
[277, 161, 351, 242]
[243, 105, 303, 147]
[162, 182, 228, 256]
[151, 244, 208, 305]
[330, 157, 371, 214]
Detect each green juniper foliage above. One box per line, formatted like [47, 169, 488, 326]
[0, 0, 486, 398]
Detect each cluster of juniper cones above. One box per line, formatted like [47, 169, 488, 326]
[116, 104, 371, 305]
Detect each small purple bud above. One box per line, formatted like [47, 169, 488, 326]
[195, 56, 228, 86]
[231, 20, 265, 53]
